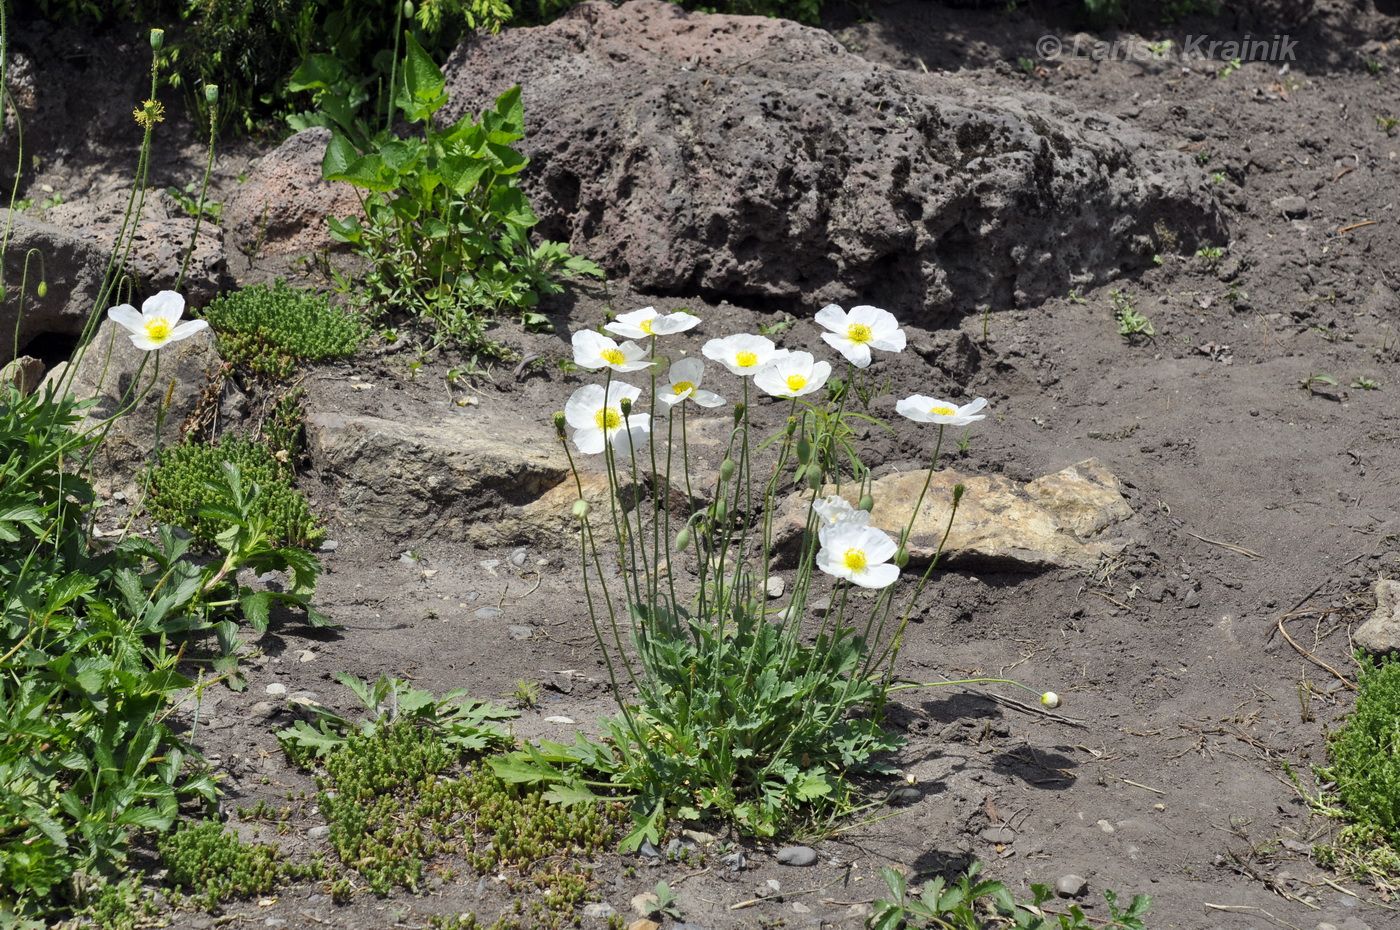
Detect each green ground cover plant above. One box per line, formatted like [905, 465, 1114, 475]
[871, 863, 1152, 929]
[202, 281, 363, 380]
[324, 36, 601, 354]
[145, 435, 323, 548]
[1311, 655, 1400, 889]
[158, 820, 324, 910]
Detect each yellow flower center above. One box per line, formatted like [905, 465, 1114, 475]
[735, 351, 759, 368]
[671, 380, 695, 396]
[785, 374, 808, 393]
[640, 319, 654, 335]
[846, 323, 873, 344]
[594, 407, 622, 431]
[929, 405, 957, 417]
[144, 318, 172, 342]
[600, 347, 627, 366]
[843, 548, 868, 572]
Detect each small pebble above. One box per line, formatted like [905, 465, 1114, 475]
[776, 845, 818, 866]
[765, 576, 785, 599]
[1055, 874, 1088, 898]
[582, 903, 614, 918]
[287, 690, 320, 706]
[249, 701, 277, 717]
[295, 649, 316, 663]
[627, 921, 660, 930]
[318, 539, 339, 552]
[510, 546, 529, 567]
[307, 826, 330, 841]
[631, 892, 660, 917]
[476, 606, 503, 620]
[1096, 819, 1116, 833]
[264, 683, 287, 697]
[544, 715, 576, 724]
[507, 624, 534, 640]
[980, 825, 1016, 844]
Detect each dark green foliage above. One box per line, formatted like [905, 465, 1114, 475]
[1326, 656, 1400, 848]
[871, 862, 1151, 929]
[158, 820, 322, 910]
[202, 281, 362, 380]
[324, 45, 601, 351]
[145, 436, 322, 548]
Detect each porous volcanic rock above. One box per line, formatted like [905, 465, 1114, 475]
[441, 0, 1225, 324]
[0, 212, 108, 362]
[222, 128, 364, 280]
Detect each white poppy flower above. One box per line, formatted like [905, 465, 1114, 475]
[604, 306, 701, 339]
[752, 350, 831, 399]
[657, 357, 724, 409]
[701, 334, 782, 377]
[814, 304, 906, 369]
[813, 495, 870, 535]
[816, 522, 900, 589]
[563, 382, 650, 455]
[107, 291, 208, 351]
[895, 395, 989, 427]
[571, 330, 651, 373]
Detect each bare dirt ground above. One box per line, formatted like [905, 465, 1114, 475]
[12, 1, 1400, 928]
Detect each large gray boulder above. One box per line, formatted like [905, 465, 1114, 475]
[441, 0, 1226, 324]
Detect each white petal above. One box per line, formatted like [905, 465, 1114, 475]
[611, 417, 651, 455]
[855, 562, 900, 590]
[106, 304, 143, 333]
[669, 356, 705, 386]
[752, 364, 789, 397]
[163, 319, 209, 344]
[804, 360, 832, 394]
[858, 526, 898, 563]
[650, 311, 700, 334]
[815, 546, 850, 582]
[128, 333, 164, 351]
[657, 390, 687, 408]
[142, 290, 185, 323]
[813, 303, 847, 332]
[848, 305, 888, 328]
[572, 427, 606, 455]
[607, 381, 643, 407]
[565, 384, 605, 429]
[823, 333, 871, 368]
[690, 389, 725, 408]
[870, 327, 907, 353]
[603, 320, 647, 339]
[572, 330, 613, 369]
[960, 397, 989, 416]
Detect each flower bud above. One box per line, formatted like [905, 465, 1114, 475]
[858, 493, 874, 512]
[719, 458, 736, 481]
[619, 397, 632, 416]
[571, 499, 590, 519]
[713, 499, 727, 522]
[403, 0, 415, 16]
[785, 418, 797, 437]
[732, 403, 746, 424]
[674, 528, 691, 551]
[149, 28, 164, 51]
[796, 436, 811, 464]
[552, 411, 566, 438]
[204, 84, 220, 104]
[952, 483, 966, 504]
[1040, 691, 1061, 710]
[894, 546, 909, 568]
[36, 281, 47, 298]
[805, 468, 822, 491]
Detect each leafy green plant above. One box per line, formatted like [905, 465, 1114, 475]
[276, 671, 516, 765]
[323, 35, 601, 353]
[202, 280, 362, 380]
[1110, 290, 1155, 341]
[870, 862, 1151, 930]
[145, 435, 323, 548]
[158, 820, 322, 910]
[1324, 656, 1400, 849]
